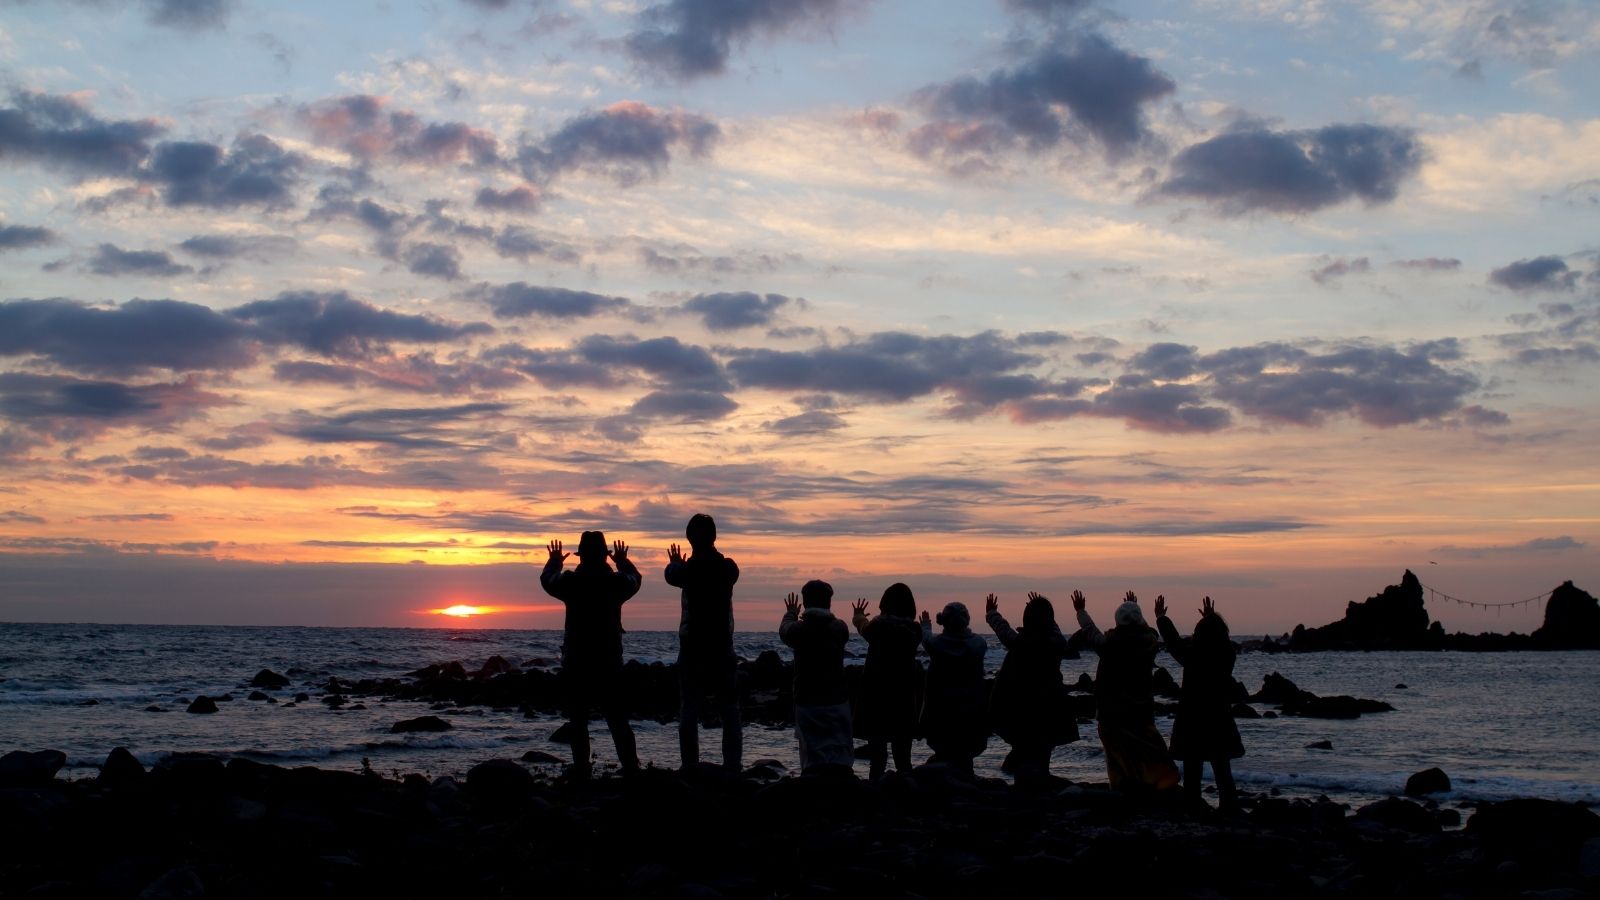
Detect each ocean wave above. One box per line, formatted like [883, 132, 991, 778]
[1236, 768, 1599, 805]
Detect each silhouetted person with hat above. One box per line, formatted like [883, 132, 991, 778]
[986, 591, 1078, 787]
[541, 531, 640, 778]
[851, 583, 923, 779]
[919, 601, 988, 779]
[1155, 594, 1243, 812]
[1075, 590, 1179, 794]
[779, 580, 853, 774]
[666, 513, 742, 772]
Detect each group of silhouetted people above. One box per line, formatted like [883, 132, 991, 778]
[541, 516, 1243, 810]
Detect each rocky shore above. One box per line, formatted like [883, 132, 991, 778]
[2, 746, 1596, 899]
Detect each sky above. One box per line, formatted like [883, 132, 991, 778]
[0, 0, 1596, 633]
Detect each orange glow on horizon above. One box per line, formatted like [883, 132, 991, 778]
[438, 604, 490, 617]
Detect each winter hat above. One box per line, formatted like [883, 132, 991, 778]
[937, 601, 971, 633]
[1114, 601, 1146, 629]
[576, 530, 608, 558]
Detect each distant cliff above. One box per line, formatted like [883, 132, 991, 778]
[1282, 572, 1598, 651]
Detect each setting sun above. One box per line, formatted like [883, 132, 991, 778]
[439, 605, 485, 618]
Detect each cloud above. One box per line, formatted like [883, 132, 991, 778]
[0, 224, 58, 251]
[84, 243, 194, 277]
[1488, 255, 1579, 292]
[577, 334, 729, 390]
[300, 95, 500, 167]
[0, 509, 46, 524]
[682, 291, 789, 330]
[1005, 374, 1232, 433]
[271, 353, 524, 395]
[1002, 0, 1091, 17]
[627, 389, 738, 421]
[490, 226, 582, 263]
[229, 291, 493, 359]
[764, 409, 847, 434]
[726, 330, 1043, 402]
[81, 512, 174, 522]
[0, 90, 165, 177]
[625, 0, 860, 80]
[403, 242, 464, 280]
[309, 186, 411, 235]
[148, 134, 304, 209]
[518, 101, 718, 186]
[1309, 256, 1372, 285]
[0, 297, 256, 374]
[474, 184, 541, 213]
[146, 0, 234, 30]
[1394, 257, 1462, 272]
[0, 373, 227, 444]
[910, 32, 1176, 167]
[1433, 535, 1587, 558]
[1202, 341, 1481, 427]
[1156, 123, 1423, 215]
[471, 282, 632, 319]
[275, 402, 511, 449]
[177, 233, 297, 261]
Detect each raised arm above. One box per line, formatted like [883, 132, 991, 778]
[663, 542, 686, 587]
[1154, 595, 1188, 666]
[984, 593, 1019, 648]
[779, 592, 802, 646]
[1072, 590, 1106, 648]
[919, 609, 935, 650]
[539, 539, 569, 600]
[610, 541, 642, 602]
[851, 598, 871, 636]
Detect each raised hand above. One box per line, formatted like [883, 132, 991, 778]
[546, 539, 568, 563]
[852, 598, 869, 617]
[1154, 595, 1167, 618]
[784, 592, 801, 616]
[1071, 590, 1086, 612]
[667, 543, 685, 565]
[1027, 590, 1048, 604]
[985, 593, 999, 616]
[919, 610, 932, 628]
[610, 540, 629, 561]
[1200, 596, 1216, 618]
[1124, 590, 1139, 605]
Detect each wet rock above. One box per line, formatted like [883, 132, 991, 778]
[250, 668, 290, 688]
[1282, 694, 1394, 719]
[1151, 666, 1180, 698]
[1434, 808, 1461, 828]
[1354, 797, 1440, 834]
[1394, 683, 1408, 689]
[293, 692, 310, 702]
[1231, 703, 1261, 719]
[1305, 740, 1333, 750]
[1468, 799, 1600, 869]
[748, 650, 786, 689]
[0, 749, 66, 786]
[1069, 673, 1095, 693]
[475, 655, 516, 678]
[520, 750, 564, 764]
[98, 747, 146, 787]
[247, 691, 270, 701]
[549, 721, 580, 744]
[1405, 767, 1451, 797]
[185, 696, 218, 714]
[390, 715, 451, 734]
[213, 693, 234, 702]
[144, 705, 166, 712]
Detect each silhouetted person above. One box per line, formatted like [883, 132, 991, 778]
[666, 514, 742, 772]
[850, 583, 923, 779]
[1155, 595, 1243, 812]
[779, 580, 853, 774]
[1074, 590, 1179, 794]
[540, 531, 640, 778]
[985, 591, 1078, 787]
[919, 601, 988, 779]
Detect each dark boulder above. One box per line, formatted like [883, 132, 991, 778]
[549, 721, 581, 744]
[1305, 740, 1333, 750]
[0, 749, 66, 786]
[1251, 672, 1312, 705]
[1282, 694, 1395, 719]
[1290, 570, 1436, 650]
[294, 692, 310, 702]
[1532, 581, 1600, 649]
[98, 747, 146, 788]
[1231, 703, 1260, 719]
[250, 668, 290, 688]
[1068, 672, 1094, 693]
[475, 655, 516, 678]
[247, 691, 269, 701]
[466, 759, 536, 802]
[1404, 767, 1451, 797]
[520, 750, 564, 764]
[390, 715, 452, 734]
[185, 696, 218, 714]
[748, 650, 787, 690]
[1151, 666, 1179, 698]
[1354, 797, 1440, 834]
[1467, 799, 1600, 868]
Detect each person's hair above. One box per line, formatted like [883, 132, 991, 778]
[686, 513, 716, 548]
[936, 601, 971, 632]
[879, 582, 915, 618]
[1023, 594, 1057, 631]
[576, 530, 608, 559]
[801, 579, 833, 608]
[1193, 610, 1231, 648]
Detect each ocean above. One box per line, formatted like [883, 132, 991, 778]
[3, 623, 1595, 809]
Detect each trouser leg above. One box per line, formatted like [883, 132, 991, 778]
[568, 706, 592, 775]
[867, 739, 887, 779]
[718, 663, 742, 771]
[1214, 758, 1238, 810]
[892, 737, 912, 773]
[1183, 758, 1204, 801]
[679, 673, 701, 768]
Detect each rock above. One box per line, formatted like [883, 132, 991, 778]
[0, 749, 66, 786]
[213, 693, 234, 702]
[390, 715, 452, 734]
[1305, 740, 1333, 750]
[1532, 580, 1600, 649]
[1580, 835, 1600, 879]
[1434, 808, 1461, 828]
[1394, 683, 1408, 689]
[1251, 672, 1309, 705]
[1354, 797, 1440, 834]
[78, 698, 98, 706]
[1290, 569, 1436, 650]
[1231, 703, 1261, 719]
[475, 655, 516, 677]
[1405, 767, 1451, 797]
[1068, 672, 1094, 693]
[466, 759, 536, 801]
[247, 691, 269, 701]
[144, 705, 166, 712]
[1151, 666, 1179, 698]
[137, 866, 206, 900]
[520, 750, 564, 764]
[1282, 694, 1394, 719]
[250, 668, 290, 688]
[185, 696, 218, 714]
[98, 747, 146, 787]
[1468, 799, 1600, 867]
[1262, 710, 1277, 718]
[748, 650, 787, 689]
[293, 692, 310, 702]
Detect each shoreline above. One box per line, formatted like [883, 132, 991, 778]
[3, 750, 1597, 898]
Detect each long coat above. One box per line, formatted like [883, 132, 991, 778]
[1157, 615, 1244, 761]
[852, 612, 923, 740]
[986, 610, 1079, 749]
